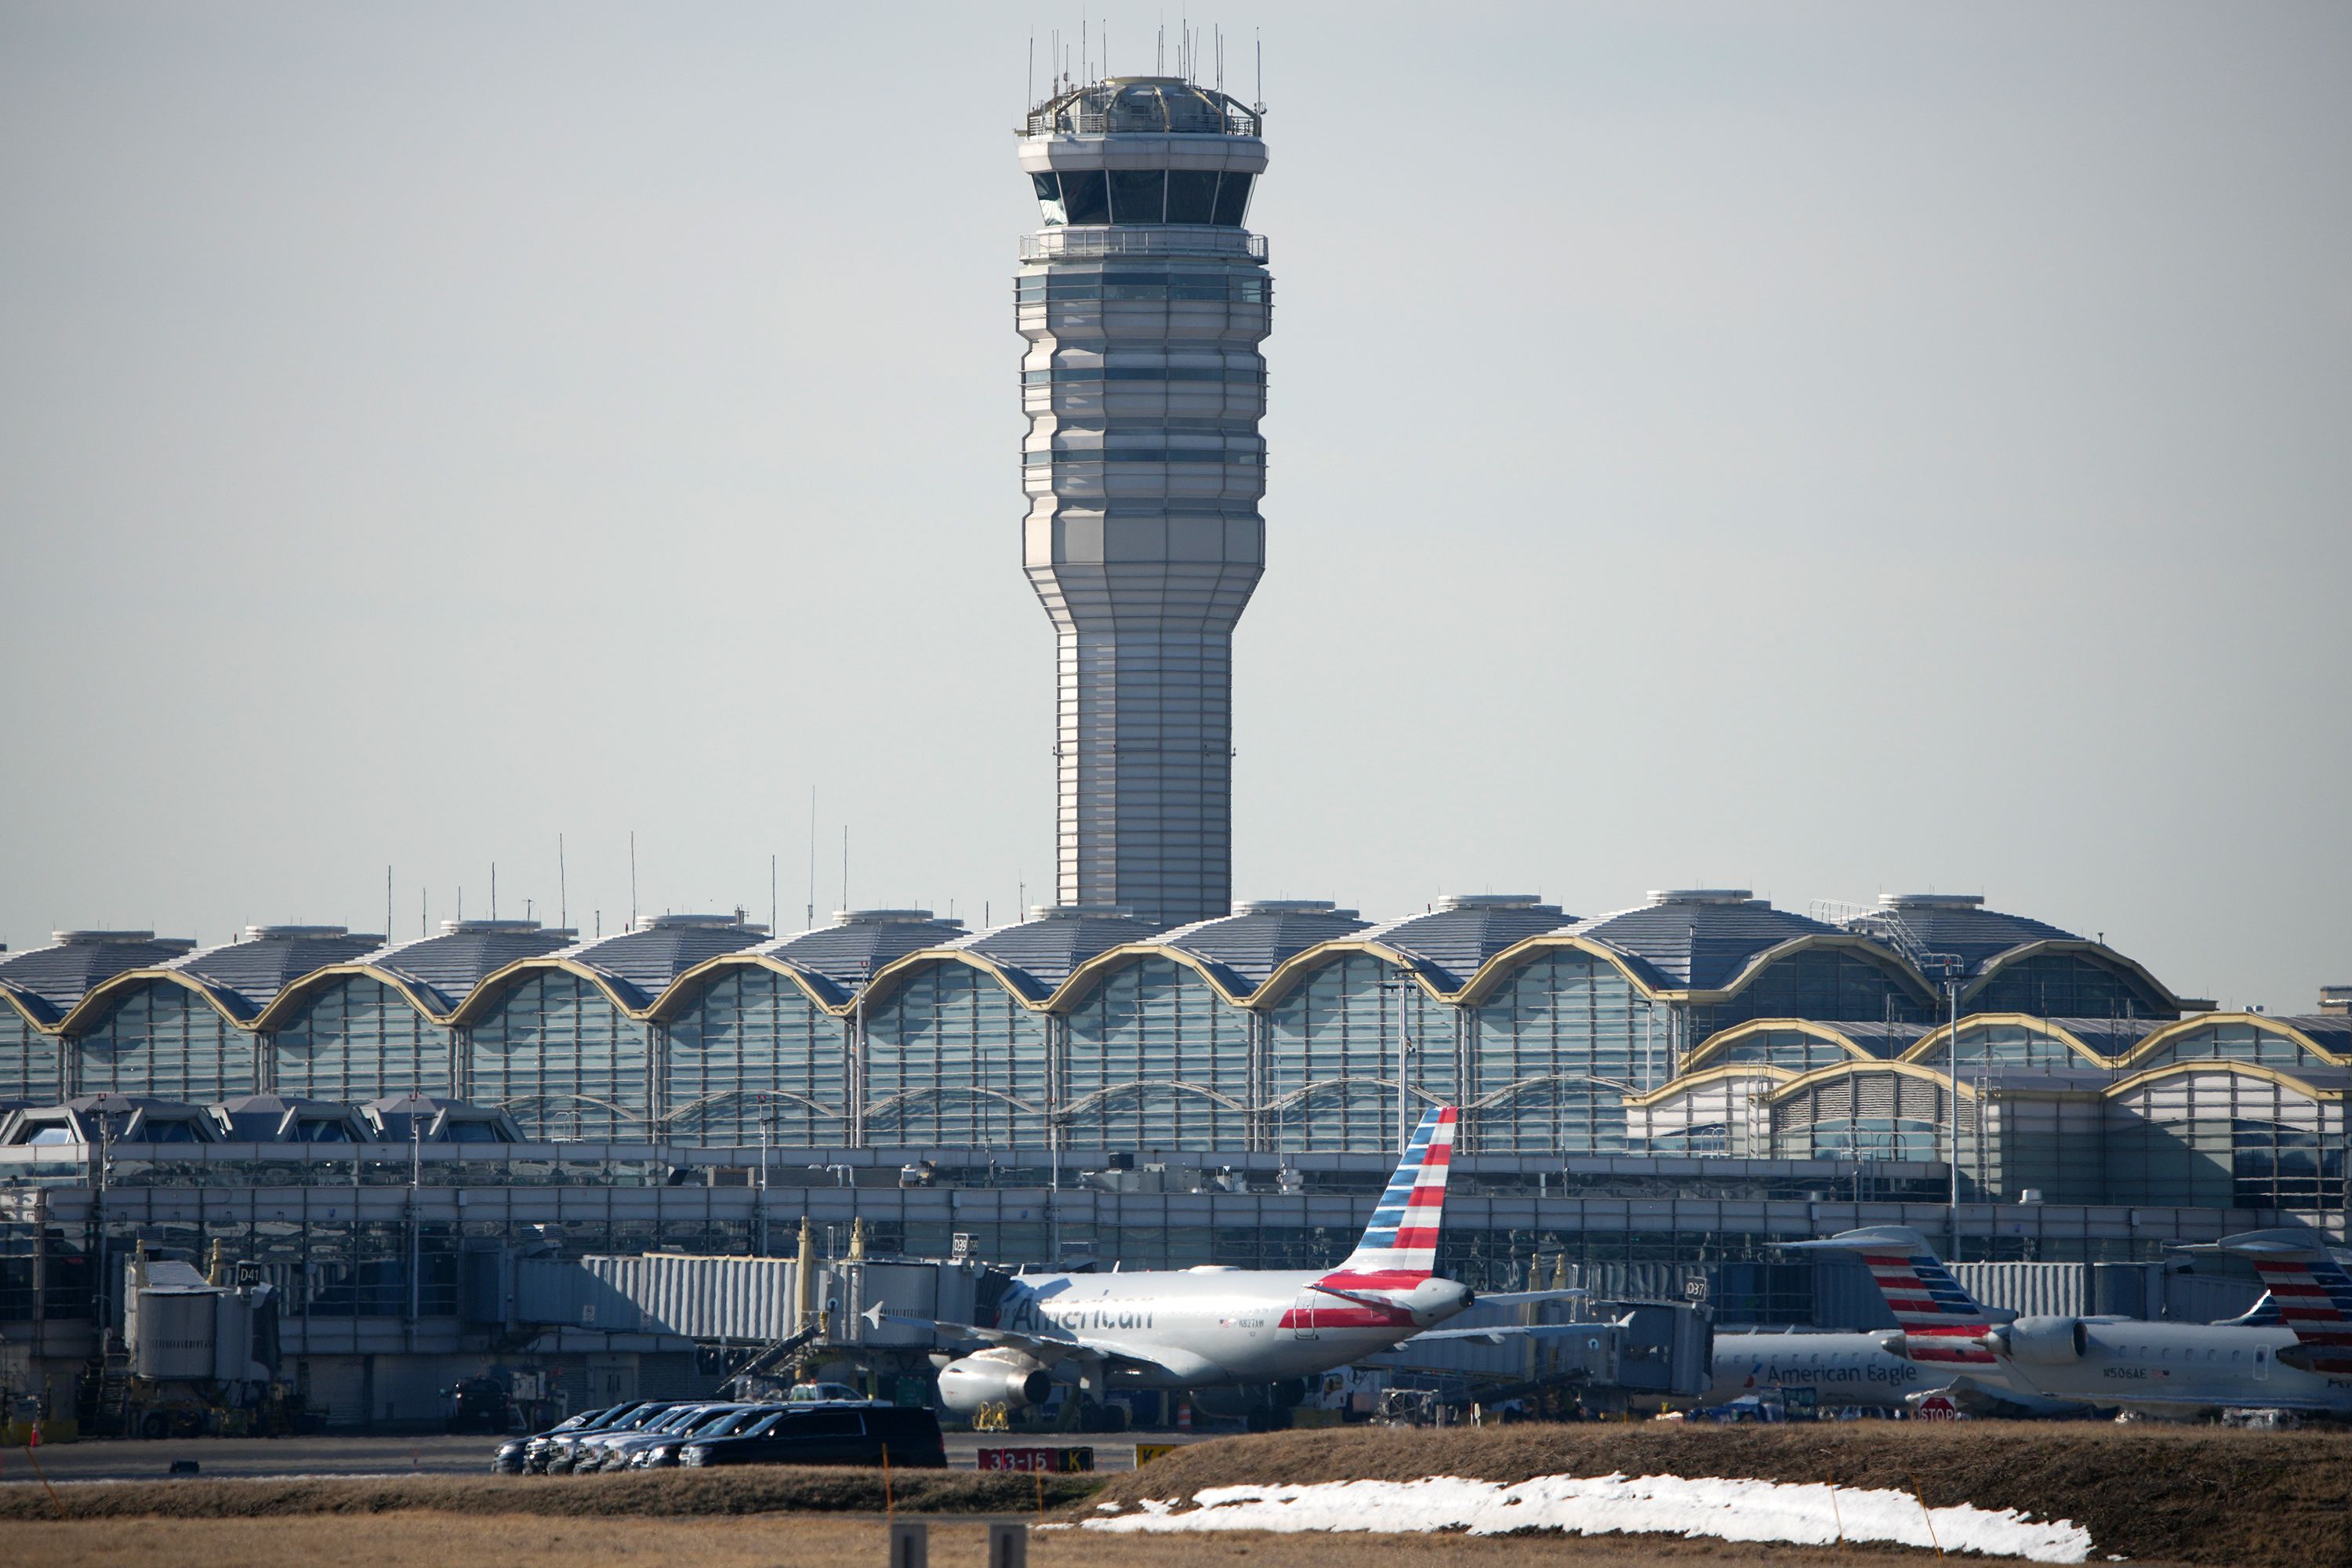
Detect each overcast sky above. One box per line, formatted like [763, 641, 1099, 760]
[2, 3, 2346, 1011]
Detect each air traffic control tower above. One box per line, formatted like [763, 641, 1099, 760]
[1016, 77, 1270, 927]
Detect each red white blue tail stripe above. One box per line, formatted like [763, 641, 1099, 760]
[1322, 1104, 1456, 1290]
[1784, 1226, 1997, 1366]
[1855, 1247, 2000, 1364]
[2224, 1231, 2352, 1374]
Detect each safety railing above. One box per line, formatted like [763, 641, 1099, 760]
[1019, 228, 1267, 263]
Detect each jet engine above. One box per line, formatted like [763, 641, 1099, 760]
[1989, 1316, 2088, 1365]
[937, 1349, 1053, 1416]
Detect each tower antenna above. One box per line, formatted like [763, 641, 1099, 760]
[628, 829, 637, 929]
[1028, 31, 1034, 108]
[1256, 29, 1262, 108]
[806, 786, 817, 930]
[558, 832, 567, 929]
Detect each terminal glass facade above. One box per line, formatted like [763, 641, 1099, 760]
[466, 973, 652, 1142]
[864, 964, 1049, 1146]
[662, 970, 848, 1146]
[74, 983, 256, 1102]
[272, 976, 454, 1102]
[1063, 956, 1250, 1149]
[0, 1013, 63, 1103]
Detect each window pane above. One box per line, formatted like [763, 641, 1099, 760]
[1109, 169, 1166, 224]
[1061, 170, 1110, 225]
[1031, 172, 1066, 226]
[1210, 172, 1254, 227]
[1165, 170, 1218, 224]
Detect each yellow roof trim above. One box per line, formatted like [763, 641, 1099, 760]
[1759, 1059, 1980, 1107]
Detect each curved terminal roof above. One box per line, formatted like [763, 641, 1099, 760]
[0, 931, 199, 1022]
[350, 921, 579, 1013]
[947, 906, 1167, 999]
[163, 927, 386, 1018]
[1567, 891, 1841, 991]
[552, 914, 771, 1007]
[1360, 895, 1573, 993]
[1156, 900, 1370, 993]
[1025, 77, 1261, 138]
[1842, 895, 2075, 974]
[760, 909, 971, 1001]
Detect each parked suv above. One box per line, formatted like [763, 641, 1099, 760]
[493, 1403, 615, 1475]
[679, 1405, 945, 1469]
[542, 1402, 689, 1473]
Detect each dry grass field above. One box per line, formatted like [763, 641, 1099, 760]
[1086, 1422, 2352, 1566]
[7, 1422, 2343, 1566]
[0, 1514, 2074, 1568]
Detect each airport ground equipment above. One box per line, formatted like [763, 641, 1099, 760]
[93, 1243, 286, 1438]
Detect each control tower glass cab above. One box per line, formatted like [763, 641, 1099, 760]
[1015, 77, 1271, 928]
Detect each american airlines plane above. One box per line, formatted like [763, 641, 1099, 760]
[878, 1105, 1577, 1419]
[1807, 1224, 2352, 1419]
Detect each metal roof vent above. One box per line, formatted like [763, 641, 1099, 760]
[1879, 894, 1986, 909]
[1436, 895, 1556, 913]
[831, 909, 948, 926]
[1029, 904, 1135, 920]
[633, 913, 768, 933]
[439, 920, 545, 935]
[1646, 890, 1755, 906]
[1232, 899, 1359, 918]
[240, 925, 352, 940]
[55, 929, 160, 945]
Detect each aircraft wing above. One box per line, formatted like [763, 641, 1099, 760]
[874, 1308, 1207, 1381]
[877, 1308, 1085, 1364]
[1475, 1289, 1590, 1307]
[1406, 1321, 1613, 1346]
[1918, 1376, 2096, 1420]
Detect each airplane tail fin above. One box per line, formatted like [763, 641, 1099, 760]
[1322, 1105, 1457, 1290]
[2216, 1229, 2352, 1373]
[1784, 1225, 2000, 1364]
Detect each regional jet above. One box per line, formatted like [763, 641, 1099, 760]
[1701, 1327, 1951, 1411]
[1805, 1223, 2352, 1420]
[873, 1105, 1579, 1421]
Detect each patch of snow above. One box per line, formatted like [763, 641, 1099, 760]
[1082, 1474, 2092, 1565]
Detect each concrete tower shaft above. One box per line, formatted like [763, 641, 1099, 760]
[1015, 77, 1271, 927]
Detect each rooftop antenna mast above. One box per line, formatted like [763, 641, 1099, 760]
[806, 786, 816, 930]
[1256, 28, 1262, 109]
[557, 833, 567, 930]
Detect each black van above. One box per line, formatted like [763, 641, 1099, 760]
[676, 1405, 946, 1469]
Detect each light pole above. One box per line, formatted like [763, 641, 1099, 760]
[1378, 968, 1414, 1154]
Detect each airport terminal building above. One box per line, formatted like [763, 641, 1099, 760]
[2, 72, 2344, 1425]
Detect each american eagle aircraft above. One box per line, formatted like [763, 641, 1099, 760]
[873, 1105, 1581, 1420]
[1802, 1223, 2352, 1420]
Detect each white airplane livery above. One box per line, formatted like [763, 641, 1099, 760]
[1808, 1224, 2352, 1420]
[1703, 1327, 1942, 1410]
[880, 1105, 1575, 1417]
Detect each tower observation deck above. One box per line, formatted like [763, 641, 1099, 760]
[1015, 77, 1270, 926]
